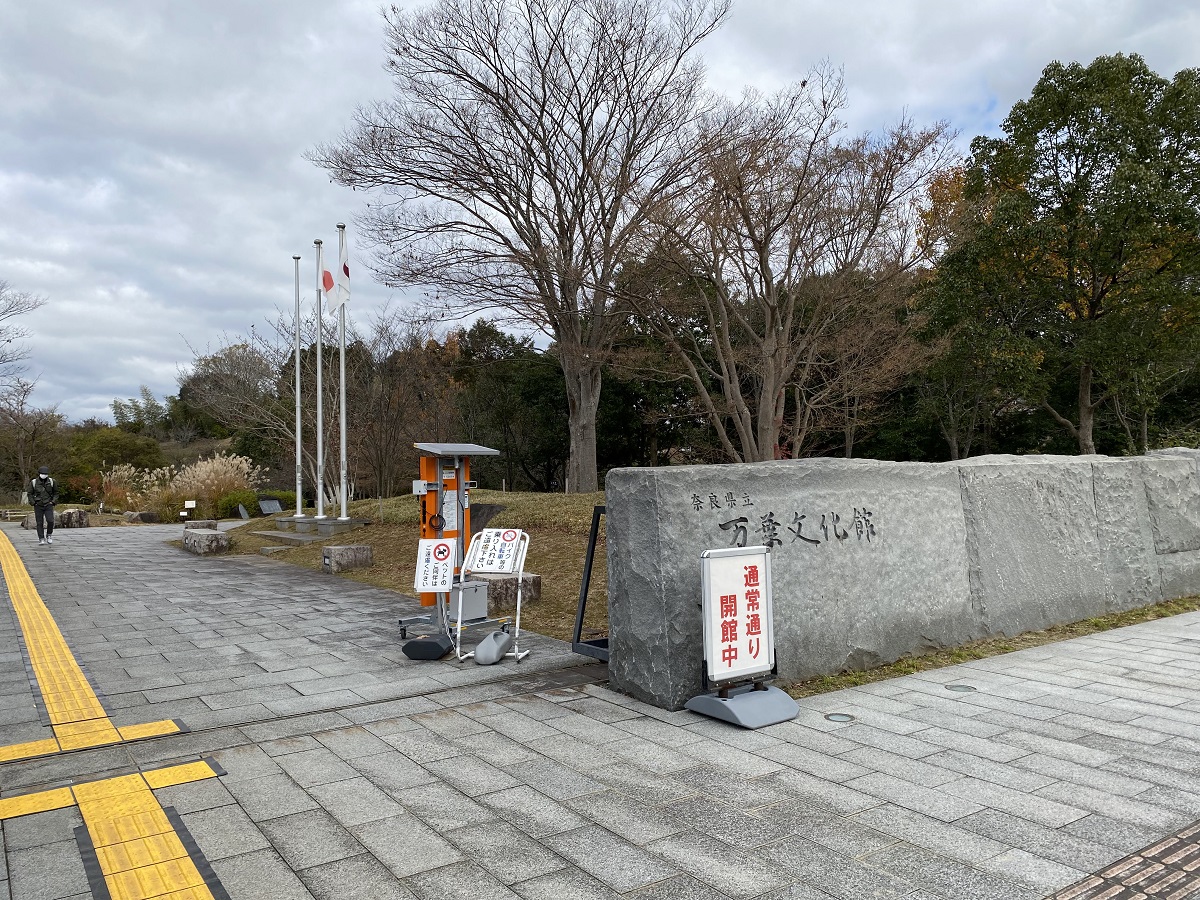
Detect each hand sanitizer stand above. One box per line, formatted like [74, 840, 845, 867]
[684, 546, 799, 729]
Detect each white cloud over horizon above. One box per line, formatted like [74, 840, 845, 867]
[2, 0, 1198, 421]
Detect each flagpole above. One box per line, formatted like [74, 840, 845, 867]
[293, 254, 304, 519]
[314, 239, 326, 520]
[336, 223, 349, 521]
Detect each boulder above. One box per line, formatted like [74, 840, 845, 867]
[19, 511, 45, 529]
[57, 509, 89, 528]
[322, 544, 373, 574]
[123, 511, 161, 523]
[472, 572, 541, 613]
[183, 528, 229, 555]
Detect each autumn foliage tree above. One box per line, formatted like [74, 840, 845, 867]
[949, 53, 1200, 454]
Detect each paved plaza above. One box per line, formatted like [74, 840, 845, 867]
[3, 522, 1200, 899]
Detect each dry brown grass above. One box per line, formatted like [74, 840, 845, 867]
[226, 490, 609, 642]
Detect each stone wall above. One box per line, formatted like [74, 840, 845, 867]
[605, 451, 1200, 710]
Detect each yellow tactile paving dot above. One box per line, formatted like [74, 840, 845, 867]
[0, 529, 184, 761]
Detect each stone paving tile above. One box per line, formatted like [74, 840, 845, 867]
[625, 874, 732, 899]
[422, 753, 522, 797]
[275, 746, 360, 786]
[955, 808, 1124, 872]
[299, 853, 419, 900]
[259, 809, 365, 870]
[975, 847, 1085, 894]
[648, 830, 795, 899]
[307, 776, 406, 827]
[862, 840, 1040, 900]
[210, 847, 317, 900]
[761, 836, 915, 900]
[844, 772, 984, 822]
[543, 825, 677, 893]
[499, 756, 602, 801]
[1036, 780, 1192, 830]
[444, 821, 566, 884]
[850, 804, 1008, 865]
[223, 772, 322, 822]
[405, 861, 521, 900]
[1, 807, 83, 852]
[395, 781, 501, 832]
[562, 790, 688, 845]
[938, 774, 1090, 827]
[178, 803, 272, 860]
[260, 735, 323, 756]
[351, 814, 462, 878]
[313, 725, 394, 760]
[6, 839, 90, 900]
[473, 781, 585, 836]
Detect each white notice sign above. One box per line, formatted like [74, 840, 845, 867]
[415, 539, 456, 591]
[700, 546, 775, 683]
[441, 491, 458, 533]
[465, 528, 523, 574]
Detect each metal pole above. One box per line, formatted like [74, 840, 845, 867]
[293, 255, 304, 518]
[314, 239, 325, 519]
[337, 223, 349, 521]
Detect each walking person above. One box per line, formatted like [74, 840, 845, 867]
[30, 465, 58, 545]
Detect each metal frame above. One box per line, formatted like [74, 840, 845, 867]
[571, 505, 608, 661]
[453, 529, 531, 662]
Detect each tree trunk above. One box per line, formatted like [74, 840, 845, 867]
[1077, 362, 1097, 454]
[563, 360, 602, 493]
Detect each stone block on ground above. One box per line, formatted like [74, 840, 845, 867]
[20, 511, 47, 529]
[183, 528, 230, 555]
[322, 544, 373, 574]
[123, 511, 161, 523]
[56, 508, 89, 528]
[472, 572, 541, 613]
[184, 519, 218, 530]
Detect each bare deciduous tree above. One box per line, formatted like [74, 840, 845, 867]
[628, 71, 954, 461]
[310, 0, 729, 491]
[0, 281, 46, 382]
[0, 378, 65, 495]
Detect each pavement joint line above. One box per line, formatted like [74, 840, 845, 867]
[1, 758, 228, 899]
[0, 528, 185, 761]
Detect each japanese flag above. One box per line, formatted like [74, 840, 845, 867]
[326, 228, 351, 309]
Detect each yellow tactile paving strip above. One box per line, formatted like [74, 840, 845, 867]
[0, 760, 223, 900]
[0, 529, 182, 760]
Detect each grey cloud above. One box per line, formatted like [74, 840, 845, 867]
[2, 0, 1198, 420]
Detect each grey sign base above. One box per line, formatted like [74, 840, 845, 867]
[685, 684, 799, 729]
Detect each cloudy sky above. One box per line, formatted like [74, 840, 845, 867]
[1, 0, 1198, 421]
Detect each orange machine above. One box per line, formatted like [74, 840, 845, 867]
[413, 443, 500, 606]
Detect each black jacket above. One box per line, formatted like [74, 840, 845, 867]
[29, 476, 58, 507]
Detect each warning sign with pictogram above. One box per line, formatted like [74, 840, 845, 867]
[415, 539, 457, 591]
[465, 528, 524, 574]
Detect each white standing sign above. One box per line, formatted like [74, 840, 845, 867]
[700, 546, 776, 683]
[465, 528, 524, 573]
[415, 539, 457, 591]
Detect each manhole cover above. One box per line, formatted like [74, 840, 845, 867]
[824, 713, 856, 722]
[945, 684, 977, 693]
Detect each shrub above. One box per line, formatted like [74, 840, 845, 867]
[101, 464, 139, 511]
[261, 490, 296, 510]
[123, 453, 266, 520]
[216, 490, 259, 519]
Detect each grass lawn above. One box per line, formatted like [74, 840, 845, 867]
[219, 489, 1200, 700]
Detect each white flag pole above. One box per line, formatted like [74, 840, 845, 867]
[336, 223, 349, 521]
[314, 239, 326, 519]
[293, 254, 304, 518]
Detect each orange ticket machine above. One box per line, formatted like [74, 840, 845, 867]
[413, 443, 500, 606]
